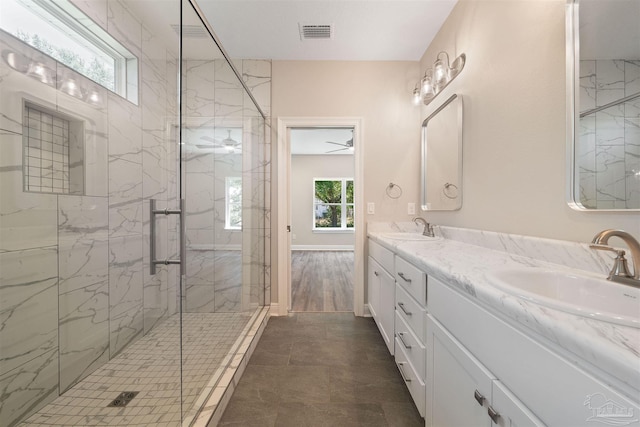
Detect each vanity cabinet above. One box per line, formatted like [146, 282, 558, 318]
[427, 314, 544, 427]
[368, 240, 395, 355]
[427, 276, 640, 426]
[394, 254, 427, 417]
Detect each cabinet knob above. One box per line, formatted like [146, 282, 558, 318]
[487, 406, 500, 424]
[474, 389, 485, 406]
[374, 271, 379, 277]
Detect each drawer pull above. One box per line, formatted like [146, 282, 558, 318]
[398, 302, 412, 316]
[474, 390, 485, 406]
[397, 332, 412, 349]
[374, 271, 379, 277]
[488, 406, 500, 424]
[398, 272, 412, 283]
[397, 362, 412, 383]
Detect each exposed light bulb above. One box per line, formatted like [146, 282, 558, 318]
[412, 87, 421, 105]
[422, 76, 432, 95]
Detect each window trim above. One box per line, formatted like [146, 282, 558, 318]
[225, 176, 242, 230]
[1, 0, 139, 103]
[312, 177, 354, 231]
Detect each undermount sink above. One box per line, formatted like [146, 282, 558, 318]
[378, 232, 441, 241]
[488, 268, 640, 328]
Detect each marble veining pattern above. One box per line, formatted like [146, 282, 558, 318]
[367, 222, 640, 396]
[579, 59, 640, 209]
[58, 196, 110, 392]
[1, 3, 270, 424]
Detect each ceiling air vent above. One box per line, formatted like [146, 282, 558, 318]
[299, 24, 334, 40]
[171, 24, 209, 38]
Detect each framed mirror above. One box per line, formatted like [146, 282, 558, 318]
[567, 0, 640, 210]
[421, 93, 463, 211]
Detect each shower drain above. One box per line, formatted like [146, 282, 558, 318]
[107, 391, 139, 407]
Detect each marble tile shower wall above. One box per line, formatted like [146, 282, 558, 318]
[0, 1, 179, 425]
[183, 58, 271, 313]
[579, 59, 640, 209]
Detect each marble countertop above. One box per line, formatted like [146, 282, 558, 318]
[367, 227, 640, 397]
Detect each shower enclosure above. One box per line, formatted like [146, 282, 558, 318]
[0, 0, 270, 425]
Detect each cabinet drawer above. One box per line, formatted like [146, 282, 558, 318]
[395, 284, 426, 339]
[395, 256, 426, 305]
[369, 239, 394, 274]
[395, 336, 426, 417]
[395, 310, 426, 379]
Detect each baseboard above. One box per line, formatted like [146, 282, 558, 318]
[363, 304, 373, 317]
[291, 245, 354, 251]
[269, 303, 284, 316]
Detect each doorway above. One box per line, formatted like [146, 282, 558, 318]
[276, 118, 365, 316]
[290, 128, 355, 312]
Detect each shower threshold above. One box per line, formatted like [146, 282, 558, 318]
[21, 307, 269, 427]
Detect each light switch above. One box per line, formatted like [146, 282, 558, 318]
[408, 203, 415, 215]
[367, 202, 375, 215]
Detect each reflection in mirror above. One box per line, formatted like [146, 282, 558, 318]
[421, 93, 463, 211]
[567, 0, 640, 210]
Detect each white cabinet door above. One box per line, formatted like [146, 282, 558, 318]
[427, 315, 493, 427]
[367, 256, 381, 320]
[379, 262, 395, 355]
[427, 315, 546, 427]
[491, 381, 545, 427]
[368, 256, 394, 355]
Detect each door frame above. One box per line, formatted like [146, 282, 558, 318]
[276, 117, 365, 316]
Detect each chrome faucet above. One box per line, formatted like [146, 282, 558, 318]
[590, 229, 640, 287]
[413, 217, 434, 237]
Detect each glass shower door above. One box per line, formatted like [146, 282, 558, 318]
[179, 1, 267, 423]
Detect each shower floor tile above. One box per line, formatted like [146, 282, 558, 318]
[21, 312, 254, 427]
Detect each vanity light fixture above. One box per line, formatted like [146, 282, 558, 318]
[413, 51, 466, 106]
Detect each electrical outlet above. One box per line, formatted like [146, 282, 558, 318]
[292, 233, 297, 240]
[367, 202, 375, 215]
[408, 202, 415, 215]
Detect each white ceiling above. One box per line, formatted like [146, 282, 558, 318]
[196, 0, 457, 61]
[291, 128, 355, 155]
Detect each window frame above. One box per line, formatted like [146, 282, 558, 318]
[225, 176, 242, 231]
[312, 177, 354, 231]
[1, 0, 139, 103]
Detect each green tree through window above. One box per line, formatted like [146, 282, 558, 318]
[314, 178, 354, 229]
[16, 31, 115, 90]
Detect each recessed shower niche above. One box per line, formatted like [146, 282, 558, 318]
[23, 102, 85, 195]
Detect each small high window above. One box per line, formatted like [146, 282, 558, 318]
[1, 0, 138, 103]
[313, 178, 354, 230]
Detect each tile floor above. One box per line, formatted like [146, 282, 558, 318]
[219, 313, 423, 426]
[21, 312, 254, 427]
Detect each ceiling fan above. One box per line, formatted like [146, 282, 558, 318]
[196, 130, 240, 152]
[324, 131, 354, 154]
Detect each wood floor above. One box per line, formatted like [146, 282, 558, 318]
[291, 251, 354, 312]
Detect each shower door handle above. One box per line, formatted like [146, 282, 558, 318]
[150, 199, 186, 275]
